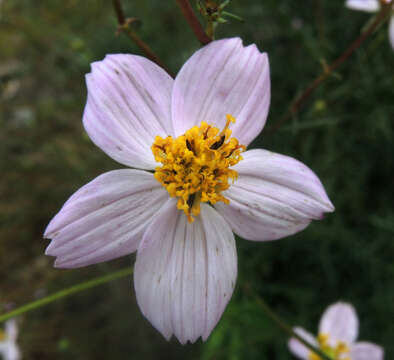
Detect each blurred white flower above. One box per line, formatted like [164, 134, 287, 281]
[0, 319, 21, 360]
[288, 302, 384, 360]
[346, 0, 394, 51]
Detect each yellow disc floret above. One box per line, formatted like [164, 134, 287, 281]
[152, 114, 245, 222]
[308, 333, 351, 360]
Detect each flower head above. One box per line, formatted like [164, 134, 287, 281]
[44, 38, 334, 343]
[288, 302, 384, 360]
[0, 319, 21, 360]
[345, 0, 394, 51]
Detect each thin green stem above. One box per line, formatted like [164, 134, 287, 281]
[244, 285, 332, 360]
[222, 11, 244, 22]
[0, 267, 133, 323]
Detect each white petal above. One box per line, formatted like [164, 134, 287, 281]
[345, 0, 380, 12]
[134, 200, 237, 344]
[45, 170, 168, 268]
[389, 17, 394, 51]
[288, 327, 317, 360]
[350, 342, 384, 360]
[83, 54, 174, 170]
[3, 343, 21, 360]
[215, 149, 334, 241]
[5, 320, 18, 342]
[172, 37, 270, 146]
[318, 302, 359, 346]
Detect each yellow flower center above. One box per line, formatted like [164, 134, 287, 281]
[152, 114, 245, 222]
[0, 329, 6, 341]
[308, 333, 351, 360]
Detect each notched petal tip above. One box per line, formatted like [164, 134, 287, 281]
[83, 53, 174, 170]
[44, 243, 54, 256]
[43, 170, 167, 269]
[217, 149, 334, 242]
[53, 258, 77, 269]
[134, 203, 236, 344]
[172, 37, 270, 146]
[43, 219, 59, 240]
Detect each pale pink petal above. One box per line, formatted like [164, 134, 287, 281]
[83, 54, 174, 170]
[172, 37, 270, 146]
[134, 200, 237, 344]
[389, 17, 394, 51]
[4, 344, 21, 360]
[350, 342, 384, 360]
[215, 149, 334, 241]
[5, 319, 18, 342]
[44, 170, 167, 268]
[288, 327, 317, 360]
[318, 302, 359, 346]
[345, 0, 380, 12]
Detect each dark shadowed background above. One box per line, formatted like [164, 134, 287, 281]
[1, 0, 393, 359]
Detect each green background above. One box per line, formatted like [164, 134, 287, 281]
[1, 0, 393, 359]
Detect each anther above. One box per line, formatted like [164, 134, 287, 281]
[151, 114, 244, 222]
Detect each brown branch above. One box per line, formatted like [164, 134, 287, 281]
[111, 0, 173, 77]
[268, 3, 393, 134]
[112, 0, 126, 24]
[175, 0, 212, 45]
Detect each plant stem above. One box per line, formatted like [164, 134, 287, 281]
[0, 267, 133, 323]
[268, 3, 393, 134]
[175, 0, 212, 45]
[244, 285, 332, 360]
[112, 0, 126, 24]
[111, 0, 173, 76]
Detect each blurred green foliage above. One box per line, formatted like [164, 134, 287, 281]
[0, 0, 393, 359]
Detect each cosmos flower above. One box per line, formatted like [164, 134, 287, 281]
[288, 302, 384, 360]
[345, 0, 394, 51]
[0, 319, 21, 360]
[44, 38, 334, 343]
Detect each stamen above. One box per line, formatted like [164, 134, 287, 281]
[152, 115, 245, 222]
[308, 333, 351, 360]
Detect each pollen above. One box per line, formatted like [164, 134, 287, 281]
[308, 333, 351, 360]
[152, 114, 245, 223]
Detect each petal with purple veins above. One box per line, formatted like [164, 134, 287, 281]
[83, 54, 174, 170]
[134, 201, 237, 344]
[45, 169, 167, 268]
[215, 149, 334, 241]
[172, 38, 270, 146]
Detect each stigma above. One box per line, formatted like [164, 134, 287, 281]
[152, 114, 245, 222]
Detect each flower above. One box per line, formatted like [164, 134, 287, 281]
[44, 37, 334, 343]
[345, 0, 394, 51]
[0, 319, 21, 360]
[288, 302, 384, 360]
